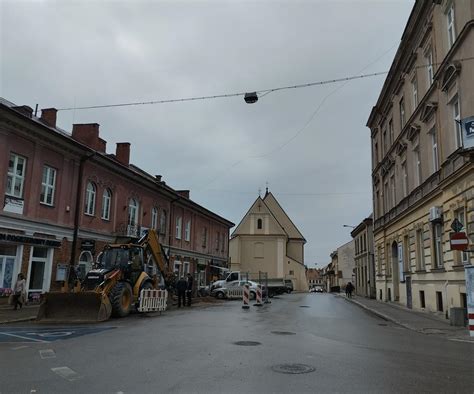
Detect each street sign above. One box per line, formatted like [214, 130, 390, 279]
[451, 218, 464, 232]
[449, 232, 469, 251]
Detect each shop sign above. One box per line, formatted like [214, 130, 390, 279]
[81, 239, 95, 251]
[0, 233, 61, 247]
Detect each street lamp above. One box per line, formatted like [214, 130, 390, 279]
[244, 92, 258, 104]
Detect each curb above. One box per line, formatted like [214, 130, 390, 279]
[0, 316, 37, 325]
[337, 294, 421, 333]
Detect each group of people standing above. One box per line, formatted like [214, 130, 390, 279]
[176, 273, 194, 308]
[345, 282, 354, 298]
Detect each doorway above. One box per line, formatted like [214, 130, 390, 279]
[405, 276, 412, 309]
[391, 241, 400, 301]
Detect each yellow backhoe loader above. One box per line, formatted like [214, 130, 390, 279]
[37, 229, 175, 323]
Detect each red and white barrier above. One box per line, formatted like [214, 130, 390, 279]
[138, 289, 168, 312]
[242, 283, 250, 309]
[254, 285, 263, 307]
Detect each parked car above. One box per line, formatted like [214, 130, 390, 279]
[211, 280, 267, 300]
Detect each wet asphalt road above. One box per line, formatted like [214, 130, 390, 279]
[1, 293, 473, 394]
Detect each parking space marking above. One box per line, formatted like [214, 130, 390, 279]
[39, 349, 56, 359]
[0, 332, 47, 343]
[0, 326, 116, 343]
[51, 366, 80, 381]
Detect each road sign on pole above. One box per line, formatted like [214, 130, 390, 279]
[451, 218, 464, 232]
[449, 232, 469, 251]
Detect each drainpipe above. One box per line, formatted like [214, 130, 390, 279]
[70, 153, 94, 273]
[444, 280, 449, 319]
[167, 196, 181, 266]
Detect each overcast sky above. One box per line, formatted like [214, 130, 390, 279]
[1, 0, 414, 267]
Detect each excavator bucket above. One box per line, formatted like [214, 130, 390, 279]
[37, 292, 112, 323]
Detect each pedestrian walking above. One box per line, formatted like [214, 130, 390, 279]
[186, 273, 194, 306]
[346, 282, 354, 298]
[12, 273, 26, 310]
[176, 276, 187, 308]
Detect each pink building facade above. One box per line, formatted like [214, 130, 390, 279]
[0, 99, 233, 300]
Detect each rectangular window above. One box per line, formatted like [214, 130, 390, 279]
[184, 220, 191, 242]
[384, 181, 390, 211]
[402, 162, 408, 198]
[175, 217, 182, 239]
[377, 246, 382, 275]
[452, 97, 462, 149]
[411, 77, 418, 110]
[446, 3, 456, 49]
[289, 270, 294, 276]
[215, 232, 219, 251]
[382, 129, 387, 156]
[390, 174, 396, 208]
[221, 233, 225, 252]
[183, 261, 190, 275]
[416, 229, 425, 270]
[430, 128, 439, 173]
[374, 141, 379, 164]
[40, 166, 57, 206]
[6, 153, 26, 198]
[433, 223, 443, 268]
[202, 227, 207, 247]
[419, 290, 426, 308]
[399, 98, 405, 129]
[455, 209, 468, 264]
[414, 148, 422, 187]
[375, 190, 380, 218]
[426, 48, 434, 85]
[403, 235, 410, 272]
[389, 120, 394, 145]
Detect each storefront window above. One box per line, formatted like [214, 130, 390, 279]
[0, 245, 18, 291]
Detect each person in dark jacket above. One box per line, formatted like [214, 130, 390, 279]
[186, 274, 194, 306]
[346, 282, 354, 298]
[176, 276, 187, 308]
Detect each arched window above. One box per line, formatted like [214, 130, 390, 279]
[257, 218, 263, 229]
[101, 189, 112, 220]
[128, 198, 139, 227]
[160, 210, 167, 234]
[151, 207, 158, 229]
[84, 182, 96, 215]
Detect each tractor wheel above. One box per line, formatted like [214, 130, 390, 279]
[110, 282, 133, 318]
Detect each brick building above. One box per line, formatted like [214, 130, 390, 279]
[0, 99, 233, 300]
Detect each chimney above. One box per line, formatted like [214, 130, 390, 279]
[177, 190, 190, 199]
[12, 105, 33, 118]
[155, 175, 162, 182]
[116, 142, 130, 166]
[40, 108, 57, 127]
[97, 138, 107, 153]
[72, 123, 101, 150]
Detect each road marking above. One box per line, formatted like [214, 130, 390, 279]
[449, 338, 474, 344]
[28, 331, 73, 338]
[0, 332, 48, 343]
[39, 349, 56, 359]
[11, 345, 28, 350]
[51, 366, 80, 381]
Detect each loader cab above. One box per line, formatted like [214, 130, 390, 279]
[100, 245, 145, 272]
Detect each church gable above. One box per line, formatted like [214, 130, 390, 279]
[232, 196, 286, 237]
[262, 192, 306, 241]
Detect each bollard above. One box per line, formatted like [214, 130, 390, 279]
[253, 285, 263, 307]
[242, 283, 250, 309]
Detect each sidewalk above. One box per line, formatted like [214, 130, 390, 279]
[337, 294, 473, 342]
[0, 304, 39, 324]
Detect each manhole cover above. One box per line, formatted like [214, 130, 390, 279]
[271, 331, 296, 335]
[271, 364, 315, 374]
[299, 306, 310, 308]
[233, 341, 261, 346]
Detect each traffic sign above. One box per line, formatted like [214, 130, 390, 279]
[451, 218, 464, 232]
[449, 232, 469, 251]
